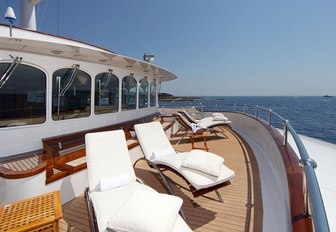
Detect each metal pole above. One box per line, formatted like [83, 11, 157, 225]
[283, 120, 288, 146]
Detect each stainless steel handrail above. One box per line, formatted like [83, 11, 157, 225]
[238, 104, 330, 232]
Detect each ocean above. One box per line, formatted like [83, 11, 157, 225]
[159, 96, 336, 144]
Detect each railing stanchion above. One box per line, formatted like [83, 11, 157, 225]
[283, 120, 288, 146]
[256, 105, 259, 119]
[268, 109, 272, 127]
[301, 170, 309, 217]
[244, 104, 247, 114]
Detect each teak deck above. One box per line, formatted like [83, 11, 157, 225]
[59, 126, 262, 232]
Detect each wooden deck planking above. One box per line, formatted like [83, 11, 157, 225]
[60, 126, 262, 231]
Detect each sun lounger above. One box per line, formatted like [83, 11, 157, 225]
[85, 130, 192, 232]
[173, 112, 231, 143]
[134, 121, 235, 202]
[178, 110, 230, 125]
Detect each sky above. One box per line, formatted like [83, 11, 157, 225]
[1, 0, 336, 96]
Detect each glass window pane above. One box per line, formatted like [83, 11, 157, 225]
[0, 63, 46, 127]
[52, 68, 91, 120]
[139, 78, 148, 108]
[150, 80, 156, 107]
[95, 72, 119, 114]
[122, 75, 137, 110]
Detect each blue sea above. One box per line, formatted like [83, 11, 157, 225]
[159, 96, 336, 144]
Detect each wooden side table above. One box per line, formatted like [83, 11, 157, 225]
[189, 131, 209, 151]
[0, 191, 62, 232]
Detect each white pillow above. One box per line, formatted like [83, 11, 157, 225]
[213, 115, 229, 121]
[99, 173, 131, 191]
[191, 123, 201, 133]
[107, 190, 183, 232]
[151, 147, 176, 160]
[212, 112, 224, 117]
[182, 150, 224, 177]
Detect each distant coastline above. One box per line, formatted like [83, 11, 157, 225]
[159, 93, 209, 101]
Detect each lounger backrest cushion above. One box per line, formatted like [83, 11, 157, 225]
[180, 111, 197, 124]
[134, 121, 175, 159]
[177, 113, 193, 127]
[85, 130, 137, 192]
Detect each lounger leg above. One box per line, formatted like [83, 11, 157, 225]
[215, 189, 224, 203]
[85, 187, 99, 232]
[134, 158, 188, 220]
[175, 131, 188, 145]
[212, 128, 218, 137]
[134, 158, 177, 197]
[179, 208, 187, 221]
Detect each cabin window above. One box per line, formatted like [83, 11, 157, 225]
[52, 66, 91, 120]
[122, 75, 137, 110]
[150, 80, 156, 107]
[0, 63, 46, 128]
[139, 78, 148, 108]
[94, 72, 119, 114]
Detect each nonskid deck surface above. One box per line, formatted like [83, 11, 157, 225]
[60, 126, 262, 231]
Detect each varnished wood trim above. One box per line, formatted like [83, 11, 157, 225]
[1, 113, 161, 181]
[257, 117, 313, 232]
[0, 152, 46, 179]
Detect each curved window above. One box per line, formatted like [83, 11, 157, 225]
[122, 75, 137, 110]
[0, 63, 46, 127]
[150, 80, 156, 107]
[139, 78, 148, 108]
[52, 67, 91, 120]
[95, 72, 119, 114]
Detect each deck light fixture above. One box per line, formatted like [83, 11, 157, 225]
[5, 7, 16, 37]
[143, 53, 154, 63]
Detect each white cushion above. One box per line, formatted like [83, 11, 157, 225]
[85, 130, 137, 192]
[212, 112, 224, 117]
[135, 121, 175, 159]
[213, 115, 229, 121]
[152, 147, 176, 160]
[107, 190, 183, 232]
[182, 150, 224, 177]
[90, 182, 156, 232]
[99, 173, 131, 191]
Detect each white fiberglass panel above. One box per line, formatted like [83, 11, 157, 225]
[0, 169, 88, 206]
[227, 112, 291, 232]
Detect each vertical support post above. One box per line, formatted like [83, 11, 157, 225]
[244, 104, 247, 114]
[283, 120, 288, 146]
[302, 170, 309, 217]
[256, 105, 259, 119]
[268, 109, 272, 127]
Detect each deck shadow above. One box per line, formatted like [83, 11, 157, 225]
[134, 166, 217, 230]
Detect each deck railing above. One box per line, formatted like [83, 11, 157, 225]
[239, 104, 330, 232]
[160, 103, 330, 232]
